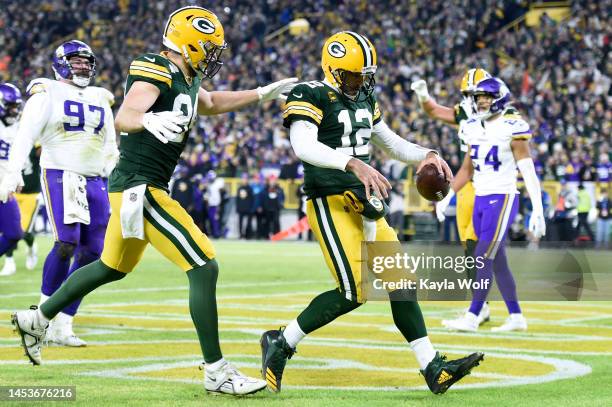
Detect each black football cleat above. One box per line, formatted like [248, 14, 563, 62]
[260, 328, 295, 393]
[421, 351, 484, 394]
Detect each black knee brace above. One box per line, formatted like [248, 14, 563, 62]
[55, 241, 76, 260]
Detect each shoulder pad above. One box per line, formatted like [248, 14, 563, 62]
[129, 53, 173, 86]
[507, 117, 531, 139]
[26, 78, 52, 96]
[99, 88, 115, 106]
[283, 82, 324, 126]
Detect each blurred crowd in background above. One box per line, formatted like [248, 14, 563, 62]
[0, 0, 609, 243]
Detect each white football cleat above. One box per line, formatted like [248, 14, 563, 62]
[46, 313, 87, 347]
[477, 303, 490, 326]
[25, 243, 38, 270]
[491, 314, 527, 332]
[0, 257, 16, 276]
[11, 305, 49, 365]
[442, 312, 479, 332]
[203, 360, 267, 395]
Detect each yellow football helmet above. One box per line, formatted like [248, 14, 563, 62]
[163, 6, 227, 78]
[321, 31, 377, 101]
[460, 68, 491, 96]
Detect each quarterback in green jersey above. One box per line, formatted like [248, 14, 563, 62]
[12, 6, 296, 396]
[261, 31, 483, 394]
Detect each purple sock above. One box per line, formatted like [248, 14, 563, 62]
[0, 236, 19, 256]
[468, 256, 494, 316]
[41, 242, 73, 296]
[493, 247, 521, 314]
[61, 248, 100, 316]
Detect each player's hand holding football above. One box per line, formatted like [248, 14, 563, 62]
[257, 77, 298, 102]
[346, 158, 392, 200]
[141, 111, 190, 144]
[417, 151, 453, 183]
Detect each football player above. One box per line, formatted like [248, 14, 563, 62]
[0, 145, 42, 276]
[10, 6, 295, 396]
[260, 31, 483, 395]
[1, 40, 119, 346]
[410, 69, 492, 326]
[438, 77, 546, 332]
[0, 83, 25, 268]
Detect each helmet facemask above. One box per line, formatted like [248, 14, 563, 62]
[332, 66, 376, 103]
[193, 40, 226, 79]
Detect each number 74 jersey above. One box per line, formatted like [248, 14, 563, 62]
[458, 111, 532, 196]
[25, 77, 116, 177]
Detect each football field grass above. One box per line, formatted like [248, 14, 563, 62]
[1, 237, 611, 406]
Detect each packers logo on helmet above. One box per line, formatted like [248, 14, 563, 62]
[163, 6, 227, 79]
[460, 68, 491, 95]
[322, 31, 377, 102]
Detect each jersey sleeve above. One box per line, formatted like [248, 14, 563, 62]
[99, 88, 115, 107]
[127, 53, 173, 92]
[282, 83, 323, 128]
[26, 78, 51, 97]
[505, 112, 531, 140]
[371, 94, 382, 125]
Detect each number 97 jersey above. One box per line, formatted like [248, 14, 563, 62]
[458, 110, 532, 196]
[25, 77, 115, 177]
[282, 80, 382, 199]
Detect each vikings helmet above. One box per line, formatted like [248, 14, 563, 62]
[0, 83, 23, 125]
[471, 77, 511, 119]
[52, 40, 96, 87]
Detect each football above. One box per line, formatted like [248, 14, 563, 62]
[415, 163, 450, 201]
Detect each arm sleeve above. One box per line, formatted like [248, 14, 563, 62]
[8, 92, 50, 173]
[371, 120, 435, 163]
[290, 120, 351, 171]
[517, 158, 543, 214]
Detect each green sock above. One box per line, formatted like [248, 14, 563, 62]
[40, 260, 126, 319]
[296, 289, 361, 334]
[6, 247, 14, 257]
[187, 260, 222, 363]
[389, 296, 428, 342]
[23, 233, 34, 247]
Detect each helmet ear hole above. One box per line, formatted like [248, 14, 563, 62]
[188, 44, 198, 52]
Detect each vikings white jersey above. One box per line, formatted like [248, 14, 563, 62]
[459, 111, 531, 196]
[0, 120, 18, 181]
[19, 78, 116, 177]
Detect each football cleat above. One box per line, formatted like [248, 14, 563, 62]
[46, 316, 87, 347]
[25, 243, 38, 270]
[0, 257, 16, 276]
[260, 328, 295, 393]
[421, 351, 485, 394]
[203, 361, 266, 395]
[477, 303, 490, 326]
[491, 314, 527, 332]
[442, 312, 479, 332]
[11, 305, 48, 365]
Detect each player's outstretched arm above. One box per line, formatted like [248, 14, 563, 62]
[197, 78, 297, 115]
[512, 139, 546, 238]
[410, 80, 456, 125]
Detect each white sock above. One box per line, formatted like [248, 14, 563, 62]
[283, 319, 306, 348]
[410, 336, 436, 370]
[56, 312, 73, 326]
[39, 294, 49, 307]
[206, 358, 226, 372]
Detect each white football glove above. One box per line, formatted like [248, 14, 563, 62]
[257, 77, 298, 103]
[141, 111, 190, 144]
[435, 189, 455, 223]
[410, 80, 430, 103]
[0, 171, 24, 203]
[529, 210, 546, 239]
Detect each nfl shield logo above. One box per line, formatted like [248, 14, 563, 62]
[130, 193, 137, 202]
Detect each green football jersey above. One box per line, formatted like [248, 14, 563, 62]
[283, 81, 382, 199]
[110, 52, 201, 192]
[21, 147, 41, 194]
